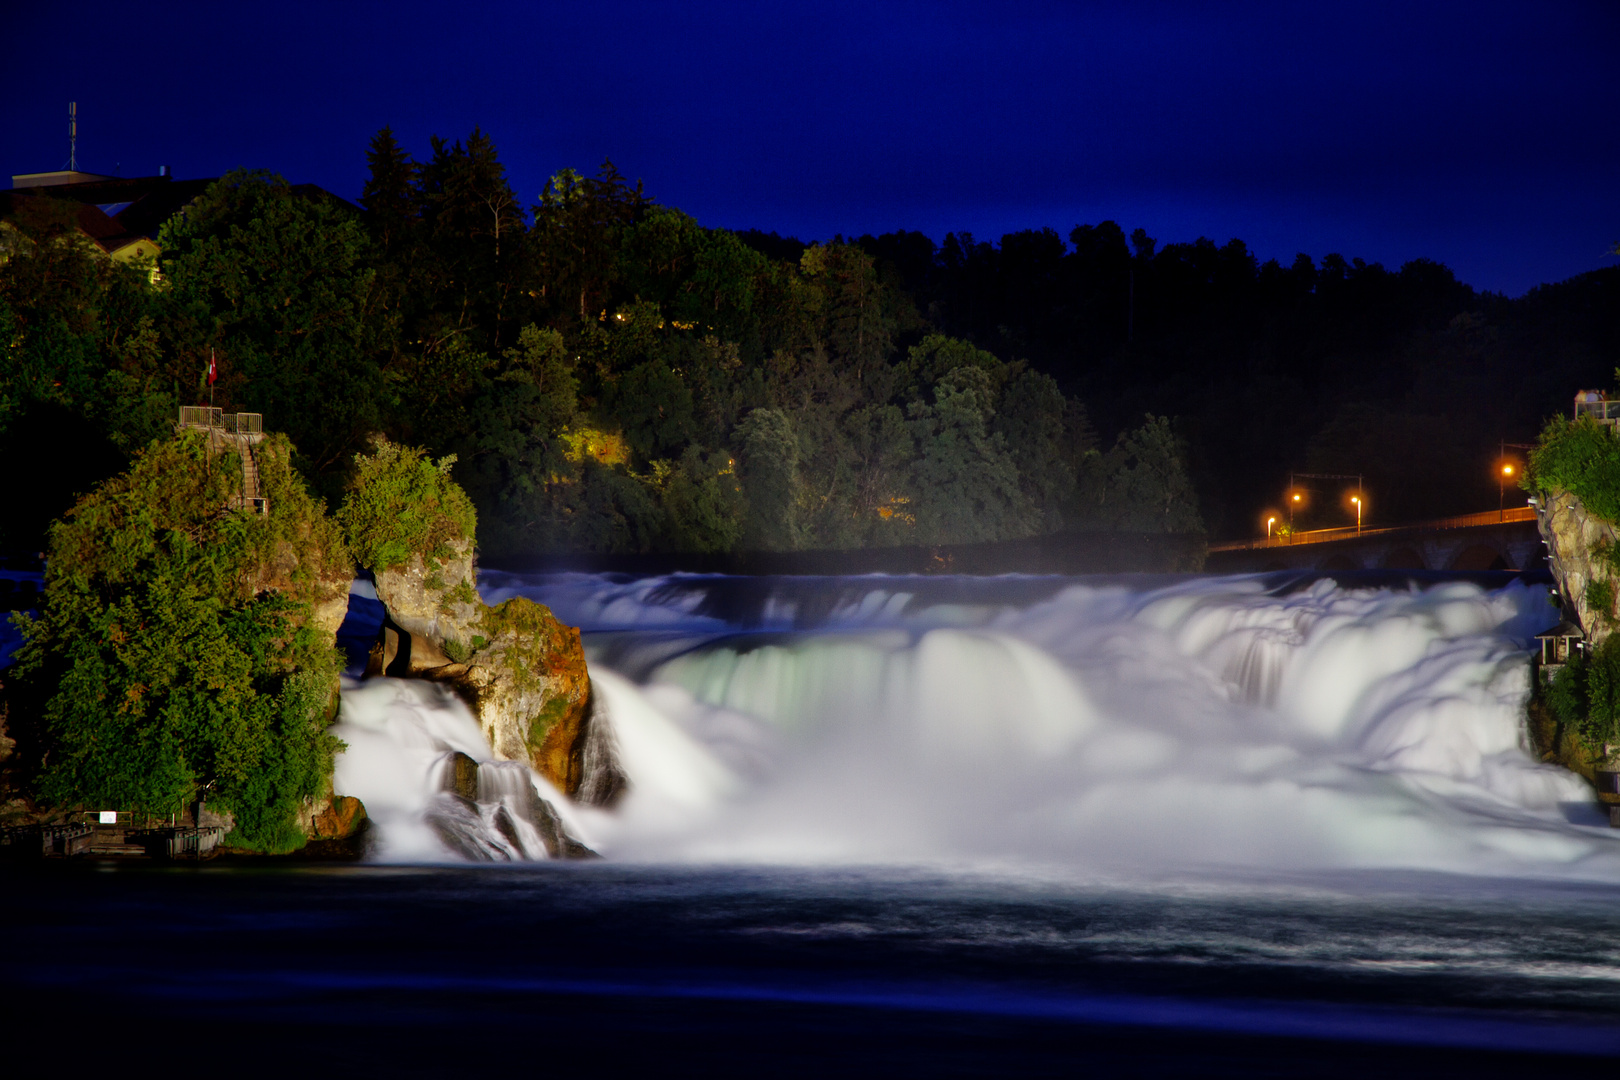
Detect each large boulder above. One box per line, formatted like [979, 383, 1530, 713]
[372, 539, 482, 647]
[342, 440, 593, 797]
[370, 552, 591, 795]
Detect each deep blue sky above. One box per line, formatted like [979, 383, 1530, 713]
[3, 1, 1615, 295]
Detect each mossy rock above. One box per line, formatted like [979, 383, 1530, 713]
[9, 427, 353, 853]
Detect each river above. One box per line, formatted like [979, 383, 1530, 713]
[6, 570, 1619, 1072]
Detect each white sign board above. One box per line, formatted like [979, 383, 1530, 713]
[99, 811, 117, 824]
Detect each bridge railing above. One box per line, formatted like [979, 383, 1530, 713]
[1211, 504, 1536, 552]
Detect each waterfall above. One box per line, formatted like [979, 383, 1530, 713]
[336, 571, 1619, 878]
[332, 678, 592, 861]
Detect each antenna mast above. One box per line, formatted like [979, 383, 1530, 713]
[67, 102, 78, 171]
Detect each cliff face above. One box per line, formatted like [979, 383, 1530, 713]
[1536, 488, 1618, 645]
[372, 544, 592, 796]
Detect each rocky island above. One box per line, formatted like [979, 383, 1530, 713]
[0, 418, 597, 859]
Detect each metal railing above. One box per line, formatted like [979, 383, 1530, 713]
[1575, 400, 1620, 424]
[175, 409, 270, 514]
[177, 408, 263, 435]
[178, 405, 222, 429]
[224, 412, 262, 435]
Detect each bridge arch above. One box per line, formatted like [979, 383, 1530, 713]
[1449, 544, 1508, 571]
[1319, 554, 1360, 571]
[1383, 547, 1426, 570]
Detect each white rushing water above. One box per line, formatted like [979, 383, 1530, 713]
[332, 572, 1620, 879]
[332, 678, 587, 861]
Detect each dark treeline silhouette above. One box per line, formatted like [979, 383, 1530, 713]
[2, 126, 1616, 557]
[803, 225, 1620, 535]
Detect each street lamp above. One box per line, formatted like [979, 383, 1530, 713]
[1267, 515, 1276, 539]
[1499, 463, 1514, 521]
[1351, 495, 1362, 535]
[1289, 492, 1302, 535]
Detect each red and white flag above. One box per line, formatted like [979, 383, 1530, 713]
[207, 350, 217, 386]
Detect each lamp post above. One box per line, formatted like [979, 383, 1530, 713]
[1351, 495, 1362, 535]
[1499, 464, 1514, 522]
[1267, 516, 1276, 540]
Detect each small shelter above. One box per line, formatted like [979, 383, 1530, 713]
[1535, 620, 1584, 675]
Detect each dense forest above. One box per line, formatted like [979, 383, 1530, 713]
[3, 126, 1618, 558]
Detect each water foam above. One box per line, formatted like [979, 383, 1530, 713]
[337, 572, 1619, 878]
[333, 678, 589, 861]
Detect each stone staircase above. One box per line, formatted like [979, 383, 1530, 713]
[235, 438, 266, 514]
[177, 407, 268, 514]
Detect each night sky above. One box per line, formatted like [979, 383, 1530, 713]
[3, 0, 1615, 296]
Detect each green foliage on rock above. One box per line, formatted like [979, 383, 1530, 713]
[1542, 636, 1620, 755]
[1587, 579, 1616, 627]
[9, 429, 350, 851]
[337, 438, 478, 571]
[526, 695, 571, 755]
[1527, 415, 1620, 524]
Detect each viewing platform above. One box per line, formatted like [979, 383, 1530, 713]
[178, 406, 268, 514]
[0, 818, 226, 860]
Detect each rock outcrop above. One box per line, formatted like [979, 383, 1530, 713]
[1536, 488, 1619, 645]
[371, 542, 593, 797]
[308, 794, 367, 840]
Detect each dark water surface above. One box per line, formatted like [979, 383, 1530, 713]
[4, 862, 1619, 1075]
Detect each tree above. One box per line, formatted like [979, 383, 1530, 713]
[735, 408, 804, 550]
[659, 446, 746, 553]
[159, 170, 382, 490]
[1077, 415, 1204, 533]
[995, 369, 1075, 529]
[530, 159, 647, 324]
[908, 366, 1033, 544]
[417, 128, 526, 352]
[0, 194, 172, 547]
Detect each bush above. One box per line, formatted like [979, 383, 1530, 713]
[1541, 636, 1620, 752]
[1526, 415, 1620, 523]
[337, 438, 478, 571]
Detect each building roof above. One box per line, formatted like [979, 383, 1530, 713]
[1534, 620, 1584, 639]
[11, 171, 119, 188]
[3, 173, 360, 258]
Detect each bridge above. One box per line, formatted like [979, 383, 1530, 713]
[1205, 506, 1544, 573]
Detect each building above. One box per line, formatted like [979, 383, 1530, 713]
[1535, 620, 1584, 677]
[3, 170, 358, 270]
[3, 170, 214, 267]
